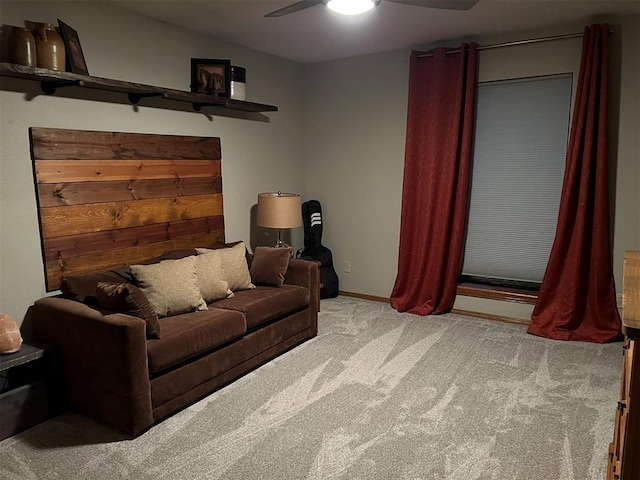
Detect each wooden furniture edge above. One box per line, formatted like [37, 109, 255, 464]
[456, 282, 538, 305]
[622, 250, 640, 334]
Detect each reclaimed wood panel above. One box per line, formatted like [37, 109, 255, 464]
[30, 128, 225, 291]
[43, 216, 224, 261]
[45, 232, 225, 290]
[40, 194, 223, 239]
[35, 159, 221, 183]
[31, 128, 221, 160]
[37, 176, 223, 207]
[166, 216, 225, 240]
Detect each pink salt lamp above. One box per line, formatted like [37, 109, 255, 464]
[0, 314, 22, 354]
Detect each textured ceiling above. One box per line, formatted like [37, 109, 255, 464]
[108, 0, 640, 63]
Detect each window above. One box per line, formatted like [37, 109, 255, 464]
[461, 74, 572, 289]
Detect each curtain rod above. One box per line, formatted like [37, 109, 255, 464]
[417, 32, 585, 59]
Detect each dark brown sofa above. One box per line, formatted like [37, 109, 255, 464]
[31, 251, 319, 437]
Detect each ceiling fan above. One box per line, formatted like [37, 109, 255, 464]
[265, 0, 479, 18]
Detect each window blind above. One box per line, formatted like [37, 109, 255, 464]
[462, 74, 572, 284]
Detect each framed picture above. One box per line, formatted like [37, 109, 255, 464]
[190, 58, 231, 97]
[57, 19, 89, 75]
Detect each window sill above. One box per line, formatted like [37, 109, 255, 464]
[456, 282, 538, 305]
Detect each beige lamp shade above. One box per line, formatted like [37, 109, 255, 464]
[257, 192, 302, 228]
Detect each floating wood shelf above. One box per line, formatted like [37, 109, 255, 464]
[0, 62, 278, 114]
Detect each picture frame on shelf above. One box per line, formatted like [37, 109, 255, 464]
[190, 58, 231, 97]
[57, 19, 89, 75]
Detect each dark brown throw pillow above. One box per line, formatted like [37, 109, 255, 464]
[96, 282, 161, 339]
[250, 247, 292, 287]
[60, 272, 127, 306]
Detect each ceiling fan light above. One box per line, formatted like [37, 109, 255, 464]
[325, 0, 378, 15]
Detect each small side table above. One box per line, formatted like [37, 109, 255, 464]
[0, 342, 65, 440]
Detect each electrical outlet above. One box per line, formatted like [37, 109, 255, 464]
[616, 293, 623, 309]
[343, 261, 351, 273]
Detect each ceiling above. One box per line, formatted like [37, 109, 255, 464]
[108, 0, 640, 63]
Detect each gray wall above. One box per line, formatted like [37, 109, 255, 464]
[303, 50, 408, 298]
[304, 16, 640, 319]
[0, 1, 306, 324]
[1, 2, 638, 325]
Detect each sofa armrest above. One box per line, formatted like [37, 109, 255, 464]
[32, 297, 153, 436]
[285, 258, 320, 317]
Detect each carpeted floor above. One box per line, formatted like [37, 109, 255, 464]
[0, 296, 623, 479]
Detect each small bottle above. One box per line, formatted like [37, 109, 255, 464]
[230, 66, 246, 101]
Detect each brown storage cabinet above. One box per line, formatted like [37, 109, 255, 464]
[607, 251, 640, 480]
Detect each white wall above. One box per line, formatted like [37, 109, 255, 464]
[0, 1, 306, 324]
[304, 16, 640, 319]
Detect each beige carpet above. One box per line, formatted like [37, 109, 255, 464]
[0, 296, 622, 479]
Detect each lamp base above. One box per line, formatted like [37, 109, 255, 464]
[274, 240, 290, 248]
[274, 228, 290, 248]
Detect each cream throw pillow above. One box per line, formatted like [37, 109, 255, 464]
[196, 242, 255, 292]
[195, 251, 234, 303]
[130, 256, 208, 317]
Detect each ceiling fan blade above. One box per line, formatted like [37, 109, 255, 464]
[265, 0, 324, 17]
[387, 0, 479, 10]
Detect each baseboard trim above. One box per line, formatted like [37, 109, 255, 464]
[451, 309, 531, 326]
[338, 291, 390, 303]
[338, 291, 530, 326]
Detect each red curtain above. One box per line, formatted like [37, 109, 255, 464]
[528, 24, 621, 343]
[391, 44, 478, 315]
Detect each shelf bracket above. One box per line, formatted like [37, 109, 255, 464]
[40, 80, 82, 95]
[128, 92, 167, 104]
[192, 101, 226, 112]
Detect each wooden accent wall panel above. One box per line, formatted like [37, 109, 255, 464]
[30, 128, 225, 291]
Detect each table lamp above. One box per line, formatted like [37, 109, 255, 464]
[256, 192, 302, 248]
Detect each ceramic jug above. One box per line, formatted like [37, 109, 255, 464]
[8, 27, 36, 67]
[33, 23, 65, 71]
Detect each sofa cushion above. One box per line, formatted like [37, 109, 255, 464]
[146, 308, 246, 375]
[206, 240, 253, 268]
[250, 247, 292, 287]
[195, 251, 234, 303]
[130, 256, 208, 317]
[114, 244, 247, 283]
[59, 271, 127, 306]
[212, 285, 310, 330]
[196, 242, 254, 292]
[96, 282, 162, 339]
[111, 250, 198, 283]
